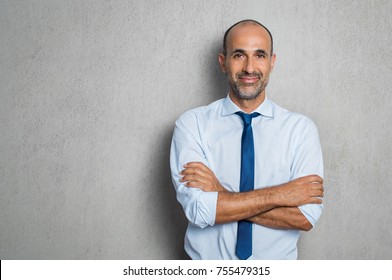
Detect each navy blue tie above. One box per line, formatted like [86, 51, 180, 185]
[235, 111, 260, 260]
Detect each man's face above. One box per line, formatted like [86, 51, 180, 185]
[219, 23, 276, 101]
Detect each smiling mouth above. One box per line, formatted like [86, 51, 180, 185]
[239, 76, 259, 84]
[237, 76, 260, 86]
[237, 73, 261, 84]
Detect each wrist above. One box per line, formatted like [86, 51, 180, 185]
[259, 186, 282, 208]
[217, 184, 228, 192]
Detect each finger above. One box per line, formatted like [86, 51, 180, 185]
[185, 181, 209, 191]
[180, 174, 211, 186]
[180, 174, 202, 182]
[309, 175, 323, 184]
[184, 162, 213, 174]
[301, 179, 323, 190]
[299, 174, 323, 184]
[185, 181, 203, 188]
[180, 169, 209, 183]
[180, 166, 205, 175]
[308, 183, 323, 190]
[297, 185, 323, 198]
[311, 182, 323, 191]
[184, 162, 207, 168]
[310, 188, 324, 198]
[181, 166, 212, 179]
[310, 190, 324, 198]
[310, 197, 323, 204]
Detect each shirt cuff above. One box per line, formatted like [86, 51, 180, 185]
[189, 190, 218, 228]
[298, 203, 324, 227]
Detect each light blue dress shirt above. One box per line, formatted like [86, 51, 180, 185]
[170, 95, 324, 260]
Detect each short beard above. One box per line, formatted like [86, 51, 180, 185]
[228, 72, 269, 100]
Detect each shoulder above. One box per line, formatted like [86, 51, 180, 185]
[271, 100, 317, 127]
[269, 99, 319, 138]
[175, 98, 225, 126]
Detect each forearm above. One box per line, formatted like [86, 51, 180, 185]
[215, 176, 323, 225]
[215, 187, 280, 224]
[246, 206, 313, 231]
[179, 162, 323, 226]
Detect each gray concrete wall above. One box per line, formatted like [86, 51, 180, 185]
[1, 0, 391, 259]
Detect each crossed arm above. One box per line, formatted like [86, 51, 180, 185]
[179, 162, 324, 231]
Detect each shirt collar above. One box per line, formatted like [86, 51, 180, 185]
[222, 94, 274, 118]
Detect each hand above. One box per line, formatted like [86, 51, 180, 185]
[274, 175, 324, 207]
[179, 162, 227, 192]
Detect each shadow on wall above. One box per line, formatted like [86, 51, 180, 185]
[207, 38, 229, 102]
[153, 126, 189, 259]
[151, 38, 227, 259]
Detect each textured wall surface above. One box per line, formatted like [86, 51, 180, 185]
[1, 0, 391, 259]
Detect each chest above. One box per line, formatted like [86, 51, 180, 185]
[201, 119, 295, 191]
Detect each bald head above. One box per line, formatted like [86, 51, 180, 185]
[222, 19, 273, 56]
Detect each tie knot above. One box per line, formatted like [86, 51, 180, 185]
[236, 112, 260, 126]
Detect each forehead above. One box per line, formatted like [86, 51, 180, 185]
[226, 23, 271, 52]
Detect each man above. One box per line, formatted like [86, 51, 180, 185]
[170, 19, 324, 260]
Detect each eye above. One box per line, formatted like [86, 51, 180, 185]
[233, 53, 244, 59]
[256, 53, 267, 59]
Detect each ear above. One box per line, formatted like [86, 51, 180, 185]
[269, 53, 277, 72]
[218, 53, 227, 73]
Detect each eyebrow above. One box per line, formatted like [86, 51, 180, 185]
[255, 49, 268, 56]
[230, 48, 269, 56]
[231, 49, 246, 55]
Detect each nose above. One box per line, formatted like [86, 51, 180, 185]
[242, 57, 256, 74]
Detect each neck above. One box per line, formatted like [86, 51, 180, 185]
[229, 91, 266, 113]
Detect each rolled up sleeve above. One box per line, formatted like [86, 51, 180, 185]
[291, 118, 324, 227]
[170, 112, 218, 228]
